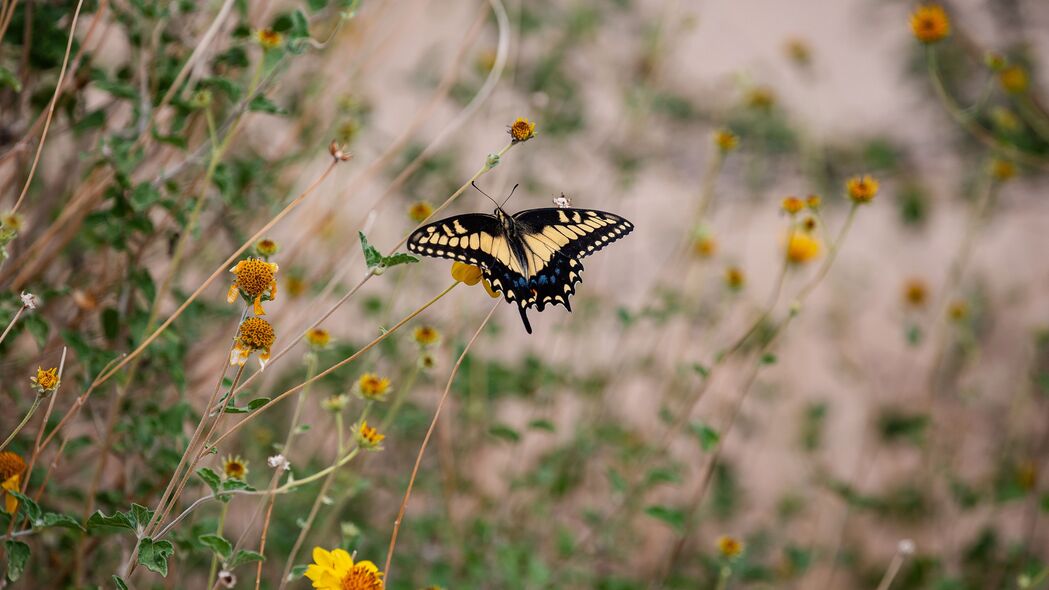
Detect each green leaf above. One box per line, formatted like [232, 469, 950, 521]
[196, 468, 222, 495]
[113, 575, 130, 590]
[644, 505, 685, 532]
[130, 504, 153, 531]
[0, 66, 22, 92]
[289, 10, 310, 38]
[131, 183, 162, 211]
[101, 307, 120, 340]
[528, 419, 555, 432]
[380, 252, 419, 268]
[645, 467, 681, 486]
[290, 564, 309, 578]
[228, 549, 265, 569]
[688, 421, 720, 451]
[198, 534, 233, 560]
[200, 77, 242, 101]
[607, 468, 627, 494]
[137, 538, 175, 577]
[10, 491, 41, 525]
[760, 353, 777, 365]
[249, 95, 286, 115]
[40, 512, 86, 531]
[488, 424, 521, 443]
[307, 0, 327, 11]
[247, 397, 270, 410]
[87, 509, 136, 532]
[359, 232, 383, 269]
[691, 363, 710, 378]
[5, 540, 29, 582]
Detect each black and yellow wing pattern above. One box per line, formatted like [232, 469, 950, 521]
[407, 207, 634, 333]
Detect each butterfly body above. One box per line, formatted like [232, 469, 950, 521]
[407, 206, 634, 333]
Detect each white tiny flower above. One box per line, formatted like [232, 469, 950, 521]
[553, 194, 572, 208]
[218, 570, 236, 588]
[20, 291, 37, 310]
[267, 454, 290, 471]
[897, 539, 915, 556]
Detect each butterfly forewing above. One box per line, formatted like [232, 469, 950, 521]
[512, 208, 634, 261]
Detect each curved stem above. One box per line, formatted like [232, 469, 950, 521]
[0, 397, 41, 452]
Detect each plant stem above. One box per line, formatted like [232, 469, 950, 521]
[0, 397, 41, 452]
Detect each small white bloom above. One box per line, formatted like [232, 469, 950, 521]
[267, 454, 290, 471]
[553, 194, 572, 208]
[218, 570, 236, 588]
[20, 291, 37, 310]
[897, 539, 915, 556]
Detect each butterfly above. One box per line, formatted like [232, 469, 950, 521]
[407, 193, 634, 333]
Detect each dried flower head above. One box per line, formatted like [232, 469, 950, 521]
[222, 455, 249, 480]
[786, 232, 821, 264]
[898, 539, 916, 556]
[781, 196, 804, 215]
[846, 174, 879, 203]
[999, 65, 1028, 94]
[354, 420, 386, 451]
[255, 238, 279, 258]
[231, 317, 276, 369]
[801, 215, 818, 233]
[322, 394, 349, 413]
[714, 130, 739, 152]
[409, 201, 434, 223]
[413, 325, 441, 347]
[305, 547, 384, 590]
[19, 291, 37, 310]
[1, 211, 24, 232]
[910, 5, 950, 44]
[0, 452, 26, 514]
[227, 258, 279, 316]
[305, 328, 332, 350]
[903, 278, 928, 308]
[717, 535, 745, 558]
[724, 266, 745, 291]
[30, 366, 60, 394]
[508, 117, 536, 143]
[418, 352, 437, 371]
[255, 28, 283, 50]
[356, 373, 391, 401]
[217, 570, 237, 588]
[267, 454, 290, 471]
[329, 140, 352, 162]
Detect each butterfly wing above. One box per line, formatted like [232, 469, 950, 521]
[406, 214, 538, 331]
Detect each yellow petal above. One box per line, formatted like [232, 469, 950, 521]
[253, 296, 266, 316]
[355, 560, 381, 574]
[3, 475, 19, 514]
[482, 278, 500, 299]
[451, 262, 482, 286]
[331, 548, 353, 572]
[226, 284, 239, 304]
[312, 547, 334, 569]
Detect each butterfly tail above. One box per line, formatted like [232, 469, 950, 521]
[518, 305, 533, 334]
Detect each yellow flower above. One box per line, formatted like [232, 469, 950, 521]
[784, 38, 811, 65]
[508, 117, 536, 143]
[999, 65, 1028, 94]
[781, 196, 803, 215]
[806, 194, 821, 210]
[286, 274, 307, 298]
[801, 215, 818, 233]
[356, 373, 391, 401]
[256, 28, 283, 50]
[846, 174, 879, 203]
[305, 328, 332, 350]
[724, 266, 745, 291]
[255, 238, 279, 258]
[910, 5, 950, 44]
[990, 158, 1016, 181]
[714, 130, 738, 152]
[0, 452, 26, 515]
[717, 535, 744, 558]
[693, 235, 717, 258]
[947, 300, 969, 321]
[903, 278, 928, 308]
[322, 394, 349, 413]
[354, 420, 386, 450]
[991, 107, 1021, 133]
[30, 366, 60, 394]
[786, 232, 821, 264]
[746, 87, 775, 110]
[305, 547, 384, 590]
[227, 258, 279, 316]
[337, 119, 360, 144]
[413, 325, 441, 347]
[222, 455, 249, 480]
[409, 201, 434, 223]
[1, 211, 24, 232]
[451, 261, 483, 286]
[230, 317, 276, 370]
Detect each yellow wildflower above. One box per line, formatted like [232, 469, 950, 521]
[724, 266, 745, 291]
[356, 373, 391, 401]
[846, 174, 879, 203]
[227, 258, 279, 316]
[693, 235, 717, 258]
[910, 5, 950, 44]
[354, 420, 386, 451]
[508, 117, 536, 143]
[990, 158, 1016, 182]
[999, 65, 1028, 94]
[714, 130, 738, 152]
[286, 274, 307, 298]
[255, 238, 279, 258]
[781, 196, 804, 215]
[305, 328, 332, 350]
[717, 535, 744, 558]
[230, 317, 276, 370]
[222, 455, 249, 480]
[0, 452, 26, 515]
[784, 38, 811, 65]
[786, 232, 821, 264]
[903, 278, 928, 308]
[413, 325, 441, 347]
[30, 366, 60, 394]
[1, 211, 24, 232]
[806, 194, 821, 210]
[305, 547, 384, 590]
[746, 87, 775, 110]
[948, 300, 969, 321]
[409, 201, 434, 223]
[256, 28, 283, 50]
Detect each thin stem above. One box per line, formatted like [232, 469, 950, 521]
[0, 305, 25, 346]
[383, 302, 498, 583]
[0, 397, 41, 452]
[206, 502, 229, 589]
[875, 550, 907, 590]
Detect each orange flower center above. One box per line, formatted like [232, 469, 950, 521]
[340, 564, 384, 590]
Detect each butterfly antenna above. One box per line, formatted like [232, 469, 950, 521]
[471, 181, 501, 209]
[500, 183, 519, 208]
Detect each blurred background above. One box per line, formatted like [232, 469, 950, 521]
[1, 0, 1048, 588]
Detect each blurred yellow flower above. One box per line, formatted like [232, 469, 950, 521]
[806, 194, 821, 210]
[693, 235, 717, 258]
[1, 211, 24, 232]
[784, 38, 811, 65]
[255, 238, 279, 258]
[231, 317, 276, 370]
[781, 196, 803, 215]
[305, 547, 384, 590]
[509, 117, 536, 143]
[305, 328, 332, 350]
[354, 420, 386, 451]
[724, 266, 745, 291]
[228, 258, 279, 316]
[255, 28, 283, 50]
[903, 278, 928, 308]
[746, 87, 775, 110]
[409, 201, 434, 223]
[413, 325, 441, 347]
[910, 5, 950, 44]
[990, 158, 1016, 181]
[717, 535, 744, 558]
[285, 274, 307, 298]
[948, 300, 969, 321]
[999, 65, 1028, 94]
[356, 373, 391, 401]
[0, 452, 26, 514]
[786, 232, 821, 264]
[222, 455, 248, 480]
[846, 174, 879, 203]
[714, 130, 738, 152]
[30, 366, 59, 394]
